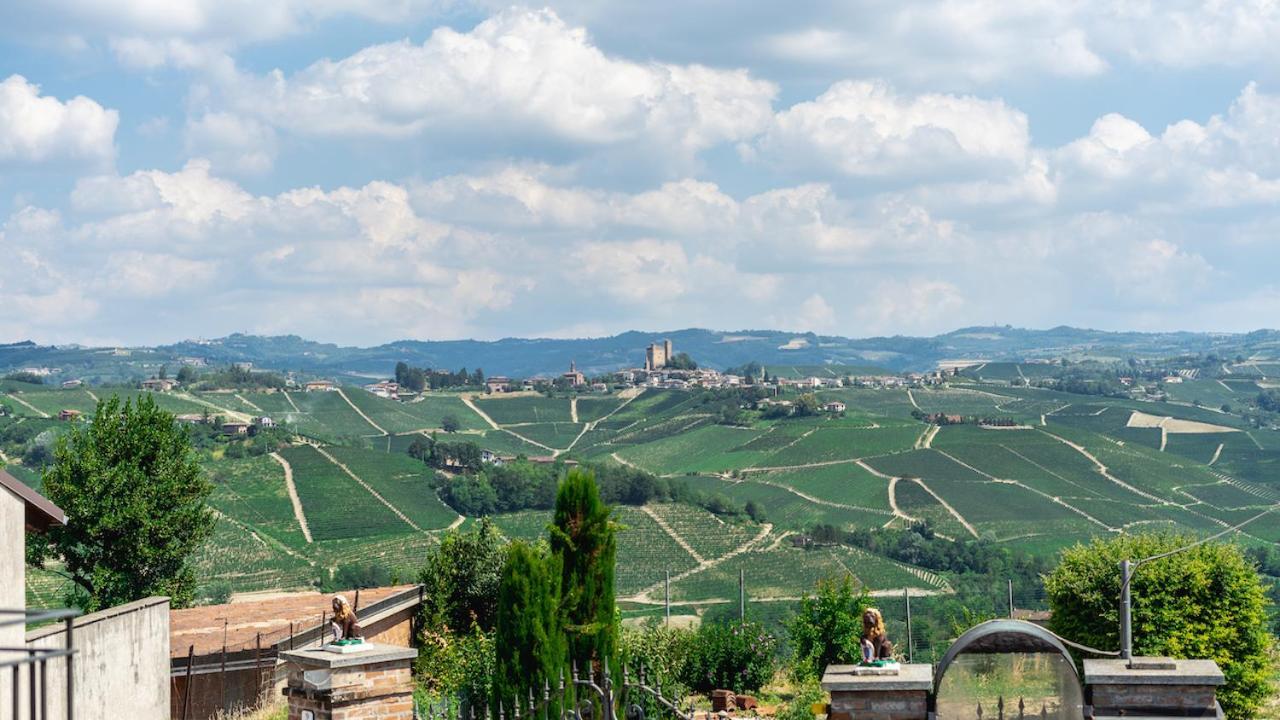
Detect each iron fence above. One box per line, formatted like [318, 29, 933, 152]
[0, 607, 79, 720]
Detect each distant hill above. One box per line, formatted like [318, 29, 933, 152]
[2, 325, 1278, 380]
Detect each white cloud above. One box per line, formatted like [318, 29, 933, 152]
[750, 80, 1029, 180]
[184, 112, 277, 174]
[0, 75, 117, 166]
[217, 9, 775, 162]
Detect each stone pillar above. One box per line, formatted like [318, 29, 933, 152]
[280, 644, 417, 720]
[822, 664, 932, 720]
[1084, 657, 1225, 718]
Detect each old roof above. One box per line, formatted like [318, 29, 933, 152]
[0, 468, 67, 532]
[169, 585, 415, 658]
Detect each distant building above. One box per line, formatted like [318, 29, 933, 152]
[364, 381, 399, 399]
[141, 378, 176, 392]
[304, 380, 337, 392]
[256, 416, 276, 429]
[221, 422, 250, 435]
[58, 409, 82, 421]
[232, 362, 253, 371]
[562, 362, 586, 387]
[1162, 376, 1184, 384]
[61, 379, 83, 389]
[644, 339, 673, 371]
[481, 449, 517, 465]
[823, 401, 847, 413]
[485, 376, 511, 394]
[175, 413, 206, 425]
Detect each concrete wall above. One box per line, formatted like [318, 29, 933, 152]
[24, 596, 171, 720]
[1, 486, 25, 720]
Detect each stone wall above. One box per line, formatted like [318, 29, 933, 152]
[25, 596, 171, 720]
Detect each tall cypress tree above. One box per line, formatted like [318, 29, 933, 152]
[493, 541, 564, 712]
[550, 469, 618, 669]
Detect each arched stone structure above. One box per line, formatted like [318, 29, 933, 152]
[932, 619, 1084, 720]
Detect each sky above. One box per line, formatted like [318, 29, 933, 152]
[2, 1, 1280, 346]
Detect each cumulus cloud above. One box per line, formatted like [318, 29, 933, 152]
[184, 112, 277, 174]
[0, 75, 117, 166]
[215, 9, 775, 164]
[749, 80, 1029, 181]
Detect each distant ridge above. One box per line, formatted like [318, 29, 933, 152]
[3, 325, 1277, 379]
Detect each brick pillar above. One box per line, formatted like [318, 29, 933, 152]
[1084, 657, 1224, 718]
[821, 664, 932, 720]
[280, 644, 417, 720]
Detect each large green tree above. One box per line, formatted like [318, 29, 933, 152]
[1045, 534, 1273, 720]
[786, 575, 870, 681]
[418, 517, 506, 632]
[550, 469, 618, 668]
[33, 394, 215, 610]
[493, 541, 564, 711]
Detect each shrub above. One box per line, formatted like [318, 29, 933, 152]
[620, 623, 694, 695]
[682, 620, 776, 694]
[786, 576, 869, 681]
[1045, 534, 1274, 720]
[415, 622, 495, 715]
[776, 679, 827, 720]
[493, 542, 563, 711]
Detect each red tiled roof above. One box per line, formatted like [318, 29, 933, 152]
[169, 585, 413, 658]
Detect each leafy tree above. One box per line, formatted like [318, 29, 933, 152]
[441, 414, 461, 433]
[794, 393, 821, 417]
[666, 353, 698, 370]
[176, 365, 198, 384]
[494, 542, 564, 711]
[31, 394, 215, 610]
[1045, 534, 1273, 720]
[418, 518, 506, 632]
[550, 469, 618, 668]
[786, 576, 870, 681]
[323, 562, 393, 592]
[3, 371, 44, 384]
[682, 619, 776, 693]
[744, 500, 767, 523]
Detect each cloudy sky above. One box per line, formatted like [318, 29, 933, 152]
[2, 1, 1279, 346]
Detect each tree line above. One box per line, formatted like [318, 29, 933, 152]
[396, 361, 485, 392]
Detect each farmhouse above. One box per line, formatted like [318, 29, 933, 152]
[364, 381, 399, 399]
[141, 378, 177, 392]
[824, 401, 847, 413]
[175, 413, 206, 425]
[60, 379, 83, 389]
[481, 449, 517, 465]
[1162, 375, 1184, 384]
[256, 416, 276, 429]
[221, 422, 250, 435]
[485, 376, 511, 393]
[57, 409, 82, 421]
[304, 380, 337, 392]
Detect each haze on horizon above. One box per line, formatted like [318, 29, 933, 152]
[2, 2, 1279, 347]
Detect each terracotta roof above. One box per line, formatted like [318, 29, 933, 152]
[0, 468, 67, 532]
[169, 585, 414, 658]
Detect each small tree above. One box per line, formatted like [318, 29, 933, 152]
[786, 575, 870, 681]
[441, 414, 461, 433]
[494, 542, 564, 711]
[418, 518, 506, 632]
[550, 469, 618, 668]
[1045, 534, 1273, 720]
[32, 394, 215, 610]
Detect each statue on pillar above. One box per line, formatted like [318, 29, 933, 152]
[861, 607, 894, 662]
[330, 595, 363, 642]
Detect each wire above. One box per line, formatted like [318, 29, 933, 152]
[1121, 501, 1280, 593]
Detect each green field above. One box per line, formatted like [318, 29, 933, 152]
[342, 389, 486, 434]
[278, 444, 414, 540]
[474, 396, 572, 424]
[323, 447, 458, 530]
[205, 454, 308, 549]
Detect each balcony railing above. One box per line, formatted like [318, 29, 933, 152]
[0, 608, 79, 720]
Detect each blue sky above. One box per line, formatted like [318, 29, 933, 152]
[2, 1, 1279, 346]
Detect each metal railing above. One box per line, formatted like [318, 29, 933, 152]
[0, 608, 79, 720]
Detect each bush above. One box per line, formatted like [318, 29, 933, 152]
[681, 620, 776, 694]
[1045, 534, 1274, 720]
[415, 622, 495, 715]
[776, 679, 827, 720]
[620, 623, 694, 697]
[786, 576, 869, 681]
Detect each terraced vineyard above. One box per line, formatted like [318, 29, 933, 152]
[278, 444, 413, 540]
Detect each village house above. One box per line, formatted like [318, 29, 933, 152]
[57, 409, 82, 421]
[823, 401, 847, 413]
[304, 380, 337, 392]
[175, 413, 206, 425]
[1163, 375, 1184, 384]
[480, 449, 517, 465]
[221, 422, 250, 435]
[256, 416, 276, 429]
[485, 376, 511, 394]
[364, 381, 399, 399]
[141, 378, 177, 392]
[60, 379, 83, 389]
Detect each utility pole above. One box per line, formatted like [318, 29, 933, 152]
[1120, 559, 1133, 661]
[1008, 579, 1015, 618]
[665, 570, 671, 627]
[904, 588, 913, 663]
[739, 569, 745, 621]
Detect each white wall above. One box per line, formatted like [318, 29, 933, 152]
[23, 597, 171, 720]
[1, 486, 25, 720]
